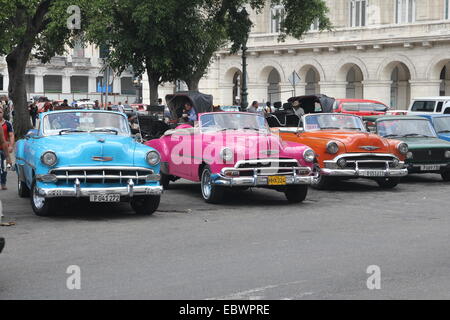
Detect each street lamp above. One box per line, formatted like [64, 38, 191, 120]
[241, 42, 248, 111]
[240, 8, 249, 111]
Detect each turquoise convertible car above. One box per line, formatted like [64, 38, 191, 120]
[15, 110, 163, 216]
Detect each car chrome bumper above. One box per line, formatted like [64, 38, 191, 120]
[321, 168, 408, 177]
[212, 166, 313, 186]
[37, 179, 163, 198]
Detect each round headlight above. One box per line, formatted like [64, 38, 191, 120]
[406, 152, 414, 160]
[397, 142, 408, 155]
[326, 141, 339, 154]
[41, 151, 57, 167]
[146, 151, 160, 166]
[220, 147, 234, 162]
[445, 150, 450, 159]
[303, 149, 315, 163]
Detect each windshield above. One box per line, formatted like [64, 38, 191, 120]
[433, 117, 450, 134]
[304, 114, 366, 131]
[342, 102, 387, 112]
[377, 119, 437, 138]
[42, 112, 130, 136]
[200, 113, 269, 132]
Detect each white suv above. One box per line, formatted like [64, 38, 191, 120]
[408, 97, 450, 115]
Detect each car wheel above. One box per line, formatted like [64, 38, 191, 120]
[441, 170, 450, 181]
[30, 179, 55, 216]
[18, 174, 30, 198]
[311, 165, 333, 190]
[160, 173, 171, 190]
[130, 196, 161, 215]
[201, 165, 224, 204]
[376, 178, 400, 189]
[284, 185, 308, 203]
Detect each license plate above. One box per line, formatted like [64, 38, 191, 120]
[420, 165, 441, 171]
[360, 170, 386, 177]
[90, 194, 121, 202]
[268, 176, 287, 185]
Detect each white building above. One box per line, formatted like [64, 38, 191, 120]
[0, 43, 138, 104]
[144, 0, 450, 110]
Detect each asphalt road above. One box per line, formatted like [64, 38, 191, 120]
[1, 171, 450, 300]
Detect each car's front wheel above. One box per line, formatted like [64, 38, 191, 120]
[311, 165, 334, 190]
[284, 185, 308, 203]
[30, 179, 55, 216]
[441, 170, 450, 181]
[201, 165, 224, 204]
[18, 174, 30, 198]
[376, 177, 400, 189]
[160, 173, 171, 190]
[130, 196, 160, 215]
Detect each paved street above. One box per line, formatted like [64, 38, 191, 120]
[1, 171, 450, 300]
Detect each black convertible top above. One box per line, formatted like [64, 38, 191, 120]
[165, 91, 213, 120]
[287, 94, 335, 114]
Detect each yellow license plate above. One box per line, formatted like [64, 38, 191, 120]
[268, 176, 287, 185]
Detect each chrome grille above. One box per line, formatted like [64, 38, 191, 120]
[411, 149, 448, 162]
[50, 167, 154, 185]
[341, 155, 398, 170]
[235, 159, 299, 169]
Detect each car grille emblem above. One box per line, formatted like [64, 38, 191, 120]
[360, 146, 380, 151]
[92, 156, 113, 162]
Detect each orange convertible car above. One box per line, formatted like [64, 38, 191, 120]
[276, 113, 409, 189]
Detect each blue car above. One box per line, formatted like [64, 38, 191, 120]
[420, 115, 450, 142]
[15, 110, 163, 216]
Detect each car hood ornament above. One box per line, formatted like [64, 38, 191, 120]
[360, 146, 380, 151]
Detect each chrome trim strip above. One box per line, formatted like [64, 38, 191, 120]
[234, 159, 300, 168]
[329, 153, 399, 162]
[50, 166, 155, 172]
[37, 185, 163, 198]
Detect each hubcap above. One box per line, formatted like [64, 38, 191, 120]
[201, 170, 212, 199]
[33, 186, 45, 210]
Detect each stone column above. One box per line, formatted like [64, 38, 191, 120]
[113, 75, 121, 95]
[35, 73, 44, 94]
[247, 83, 268, 105]
[62, 74, 71, 94]
[218, 84, 234, 106]
[88, 73, 98, 93]
[409, 80, 441, 100]
[362, 80, 392, 107]
[318, 81, 347, 99]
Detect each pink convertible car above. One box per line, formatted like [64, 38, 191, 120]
[146, 112, 315, 203]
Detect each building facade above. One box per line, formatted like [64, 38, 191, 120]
[0, 43, 139, 104]
[144, 0, 450, 110]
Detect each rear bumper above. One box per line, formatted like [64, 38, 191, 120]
[37, 179, 163, 198]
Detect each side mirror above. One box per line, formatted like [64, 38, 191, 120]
[26, 129, 38, 139]
[134, 133, 143, 143]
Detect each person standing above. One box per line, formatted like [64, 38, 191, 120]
[29, 102, 38, 128]
[247, 101, 259, 113]
[0, 106, 14, 190]
[117, 102, 125, 113]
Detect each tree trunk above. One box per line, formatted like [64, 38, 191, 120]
[7, 49, 32, 139]
[186, 77, 200, 91]
[147, 70, 160, 105]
